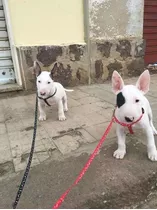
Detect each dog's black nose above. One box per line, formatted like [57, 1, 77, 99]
[125, 117, 134, 122]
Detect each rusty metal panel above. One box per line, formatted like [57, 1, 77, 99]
[143, 0, 157, 64]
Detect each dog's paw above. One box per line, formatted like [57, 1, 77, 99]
[113, 149, 126, 159]
[39, 115, 46, 121]
[59, 115, 66, 121]
[148, 150, 157, 161]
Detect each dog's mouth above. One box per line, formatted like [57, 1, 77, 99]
[123, 108, 145, 123]
[38, 94, 47, 99]
[40, 94, 46, 97]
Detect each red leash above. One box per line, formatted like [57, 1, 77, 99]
[52, 117, 115, 209]
[52, 111, 144, 209]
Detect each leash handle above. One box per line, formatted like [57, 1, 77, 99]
[52, 117, 114, 209]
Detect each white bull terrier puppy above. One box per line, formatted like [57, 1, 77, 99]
[112, 70, 157, 161]
[32, 61, 73, 121]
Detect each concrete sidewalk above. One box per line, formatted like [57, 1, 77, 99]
[0, 79, 117, 176]
[0, 75, 157, 208]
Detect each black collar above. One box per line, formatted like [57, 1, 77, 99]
[38, 88, 57, 106]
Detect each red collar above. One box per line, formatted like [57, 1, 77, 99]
[113, 112, 144, 134]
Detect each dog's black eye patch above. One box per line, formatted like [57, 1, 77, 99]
[142, 108, 145, 114]
[117, 92, 125, 108]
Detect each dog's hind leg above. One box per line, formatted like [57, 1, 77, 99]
[63, 95, 68, 112]
[150, 120, 157, 135]
[144, 121, 157, 161]
[148, 108, 157, 135]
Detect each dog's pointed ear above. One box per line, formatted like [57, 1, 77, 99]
[32, 61, 41, 77]
[50, 63, 57, 80]
[136, 70, 150, 94]
[112, 71, 124, 94]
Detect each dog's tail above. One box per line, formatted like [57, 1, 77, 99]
[64, 88, 74, 92]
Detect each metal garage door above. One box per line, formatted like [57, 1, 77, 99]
[143, 0, 157, 65]
[0, 0, 15, 85]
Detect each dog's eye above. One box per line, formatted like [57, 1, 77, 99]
[47, 81, 51, 84]
[135, 99, 140, 103]
[38, 80, 41, 83]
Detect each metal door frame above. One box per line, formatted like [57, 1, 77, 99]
[2, 0, 22, 87]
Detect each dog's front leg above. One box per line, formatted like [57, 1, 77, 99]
[145, 125, 157, 161]
[57, 99, 66, 121]
[113, 125, 126, 159]
[38, 100, 46, 121]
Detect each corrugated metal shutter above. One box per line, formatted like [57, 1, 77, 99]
[0, 0, 15, 85]
[143, 0, 157, 65]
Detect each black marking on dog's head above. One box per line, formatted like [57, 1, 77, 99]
[117, 92, 125, 108]
[142, 108, 145, 114]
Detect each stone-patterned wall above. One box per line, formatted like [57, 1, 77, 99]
[18, 44, 89, 90]
[18, 38, 145, 90]
[90, 38, 145, 83]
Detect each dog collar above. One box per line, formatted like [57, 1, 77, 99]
[113, 108, 144, 134]
[38, 87, 57, 106]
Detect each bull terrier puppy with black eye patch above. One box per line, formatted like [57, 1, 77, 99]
[112, 70, 157, 161]
[32, 61, 73, 121]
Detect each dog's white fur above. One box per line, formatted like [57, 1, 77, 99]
[33, 61, 73, 121]
[112, 70, 157, 161]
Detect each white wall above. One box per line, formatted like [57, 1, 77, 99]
[89, 0, 144, 39]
